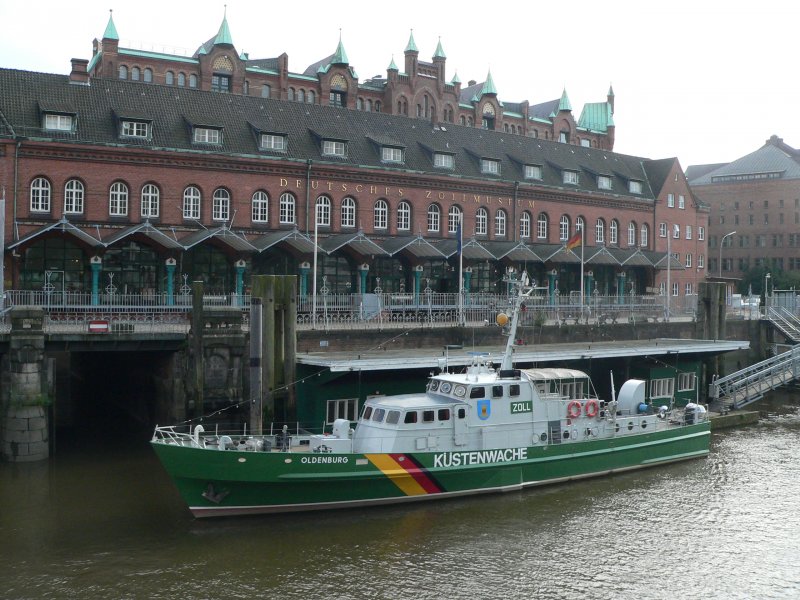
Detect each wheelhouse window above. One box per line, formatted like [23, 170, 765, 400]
[260, 134, 286, 151]
[434, 153, 454, 169]
[193, 127, 221, 144]
[121, 120, 150, 139]
[524, 164, 542, 180]
[30, 177, 51, 212]
[183, 186, 201, 220]
[322, 139, 346, 157]
[44, 113, 74, 131]
[381, 147, 403, 163]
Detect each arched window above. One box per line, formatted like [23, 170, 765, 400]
[357, 98, 364, 110]
[595, 218, 605, 244]
[427, 204, 440, 233]
[165, 71, 174, 85]
[560, 215, 570, 241]
[628, 222, 637, 246]
[131, 67, 140, 81]
[374, 199, 388, 230]
[109, 182, 129, 216]
[64, 179, 84, 214]
[297, 89, 305, 103]
[143, 68, 153, 83]
[178, 72, 186, 86]
[536, 212, 548, 240]
[252, 191, 268, 223]
[212, 188, 230, 221]
[610, 219, 619, 245]
[307, 90, 315, 104]
[243, 80, 250, 95]
[475, 207, 488, 235]
[576, 216, 585, 234]
[374, 101, 381, 112]
[640, 223, 649, 247]
[261, 84, 271, 98]
[397, 201, 411, 231]
[279, 192, 296, 224]
[30, 177, 51, 212]
[448, 205, 462, 234]
[288, 88, 295, 101]
[520, 211, 531, 239]
[141, 184, 160, 218]
[495, 209, 507, 237]
[189, 74, 197, 88]
[183, 186, 201, 220]
[118, 65, 128, 80]
[460, 116, 466, 126]
[341, 197, 356, 228]
[316, 195, 331, 226]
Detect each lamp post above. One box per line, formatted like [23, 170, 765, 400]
[764, 272, 771, 312]
[719, 230, 736, 278]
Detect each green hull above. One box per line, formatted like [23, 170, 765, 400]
[152, 422, 710, 517]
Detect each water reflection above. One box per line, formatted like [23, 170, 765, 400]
[2, 394, 799, 599]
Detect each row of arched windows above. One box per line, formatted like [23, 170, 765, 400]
[287, 88, 317, 104]
[356, 98, 382, 112]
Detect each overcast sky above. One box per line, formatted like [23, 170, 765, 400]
[1, 0, 797, 169]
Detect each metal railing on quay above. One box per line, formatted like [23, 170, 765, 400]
[43, 312, 189, 334]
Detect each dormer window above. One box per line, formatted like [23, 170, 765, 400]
[260, 133, 287, 151]
[481, 158, 500, 175]
[629, 180, 643, 194]
[381, 147, 403, 163]
[434, 153, 454, 169]
[598, 175, 613, 190]
[44, 113, 74, 131]
[193, 127, 221, 144]
[322, 139, 346, 157]
[121, 120, 150, 139]
[563, 170, 579, 185]
[524, 164, 542, 180]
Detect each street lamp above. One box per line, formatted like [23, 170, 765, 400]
[719, 230, 736, 277]
[764, 272, 771, 311]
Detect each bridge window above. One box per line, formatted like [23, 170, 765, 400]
[404, 411, 418, 424]
[386, 410, 401, 425]
[371, 408, 386, 423]
[457, 408, 466, 419]
[362, 406, 373, 420]
[492, 385, 504, 398]
[509, 384, 520, 397]
[438, 409, 451, 421]
[469, 386, 486, 399]
[422, 410, 435, 423]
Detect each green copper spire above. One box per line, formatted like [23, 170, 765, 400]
[480, 70, 497, 95]
[214, 7, 234, 46]
[405, 30, 418, 53]
[451, 70, 461, 84]
[103, 10, 119, 41]
[332, 32, 349, 65]
[434, 37, 446, 59]
[388, 55, 398, 71]
[608, 84, 615, 97]
[558, 88, 572, 112]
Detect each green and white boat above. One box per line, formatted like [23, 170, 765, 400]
[151, 275, 710, 518]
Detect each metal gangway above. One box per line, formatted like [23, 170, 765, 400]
[766, 306, 800, 343]
[708, 345, 800, 410]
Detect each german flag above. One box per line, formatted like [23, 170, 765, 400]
[565, 231, 582, 251]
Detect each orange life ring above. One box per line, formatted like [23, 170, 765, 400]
[584, 399, 599, 418]
[567, 400, 582, 419]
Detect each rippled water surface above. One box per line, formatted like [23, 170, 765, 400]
[2, 393, 800, 599]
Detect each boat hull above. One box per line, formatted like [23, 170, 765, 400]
[152, 422, 710, 517]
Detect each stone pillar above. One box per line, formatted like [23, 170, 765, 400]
[90, 256, 102, 306]
[585, 270, 594, 298]
[165, 258, 176, 306]
[547, 270, 557, 304]
[617, 271, 627, 304]
[1, 307, 49, 462]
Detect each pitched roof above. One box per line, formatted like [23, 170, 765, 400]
[687, 136, 800, 185]
[0, 67, 655, 202]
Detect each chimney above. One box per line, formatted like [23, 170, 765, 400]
[468, 80, 476, 87]
[69, 58, 90, 85]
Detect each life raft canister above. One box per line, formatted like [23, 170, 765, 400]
[567, 400, 582, 419]
[584, 399, 600, 418]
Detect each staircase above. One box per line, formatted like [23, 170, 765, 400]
[766, 306, 800, 343]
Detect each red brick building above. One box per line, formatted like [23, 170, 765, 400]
[0, 11, 706, 302]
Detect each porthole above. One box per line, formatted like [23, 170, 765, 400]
[440, 382, 452, 393]
[615, 422, 620, 433]
[540, 432, 548, 442]
[453, 385, 466, 397]
[563, 430, 570, 440]
[627, 421, 634, 431]
[641, 420, 648, 429]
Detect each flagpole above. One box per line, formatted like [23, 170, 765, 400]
[312, 200, 318, 330]
[580, 226, 585, 320]
[458, 212, 464, 326]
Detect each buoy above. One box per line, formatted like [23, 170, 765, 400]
[496, 312, 509, 326]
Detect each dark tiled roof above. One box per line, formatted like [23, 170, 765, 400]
[245, 57, 280, 71]
[688, 137, 800, 185]
[0, 67, 656, 202]
[529, 99, 559, 121]
[641, 158, 675, 196]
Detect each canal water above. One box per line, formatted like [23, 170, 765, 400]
[2, 391, 799, 600]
